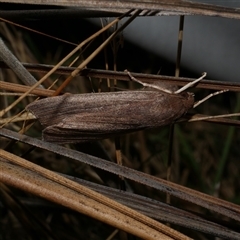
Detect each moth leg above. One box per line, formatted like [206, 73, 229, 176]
[175, 72, 207, 94]
[125, 69, 173, 94]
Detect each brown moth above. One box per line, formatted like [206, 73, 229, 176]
[26, 90, 194, 144]
[26, 72, 207, 144]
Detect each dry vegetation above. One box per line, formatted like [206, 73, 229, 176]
[0, 3, 240, 240]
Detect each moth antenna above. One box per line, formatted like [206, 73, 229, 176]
[193, 89, 229, 108]
[174, 72, 207, 94]
[125, 70, 173, 94]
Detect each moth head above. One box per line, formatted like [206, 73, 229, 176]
[180, 92, 195, 110]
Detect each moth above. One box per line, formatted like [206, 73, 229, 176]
[26, 72, 206, 144]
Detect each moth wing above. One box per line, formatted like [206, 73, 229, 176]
[27, 91, 152, 127]
[42, 91, 193, 143]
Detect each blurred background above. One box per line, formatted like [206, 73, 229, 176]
[90, 0, 240, 82]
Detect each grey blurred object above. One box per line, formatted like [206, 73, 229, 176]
[90, 0, 240, 82]
[119, 17, 240, 82]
